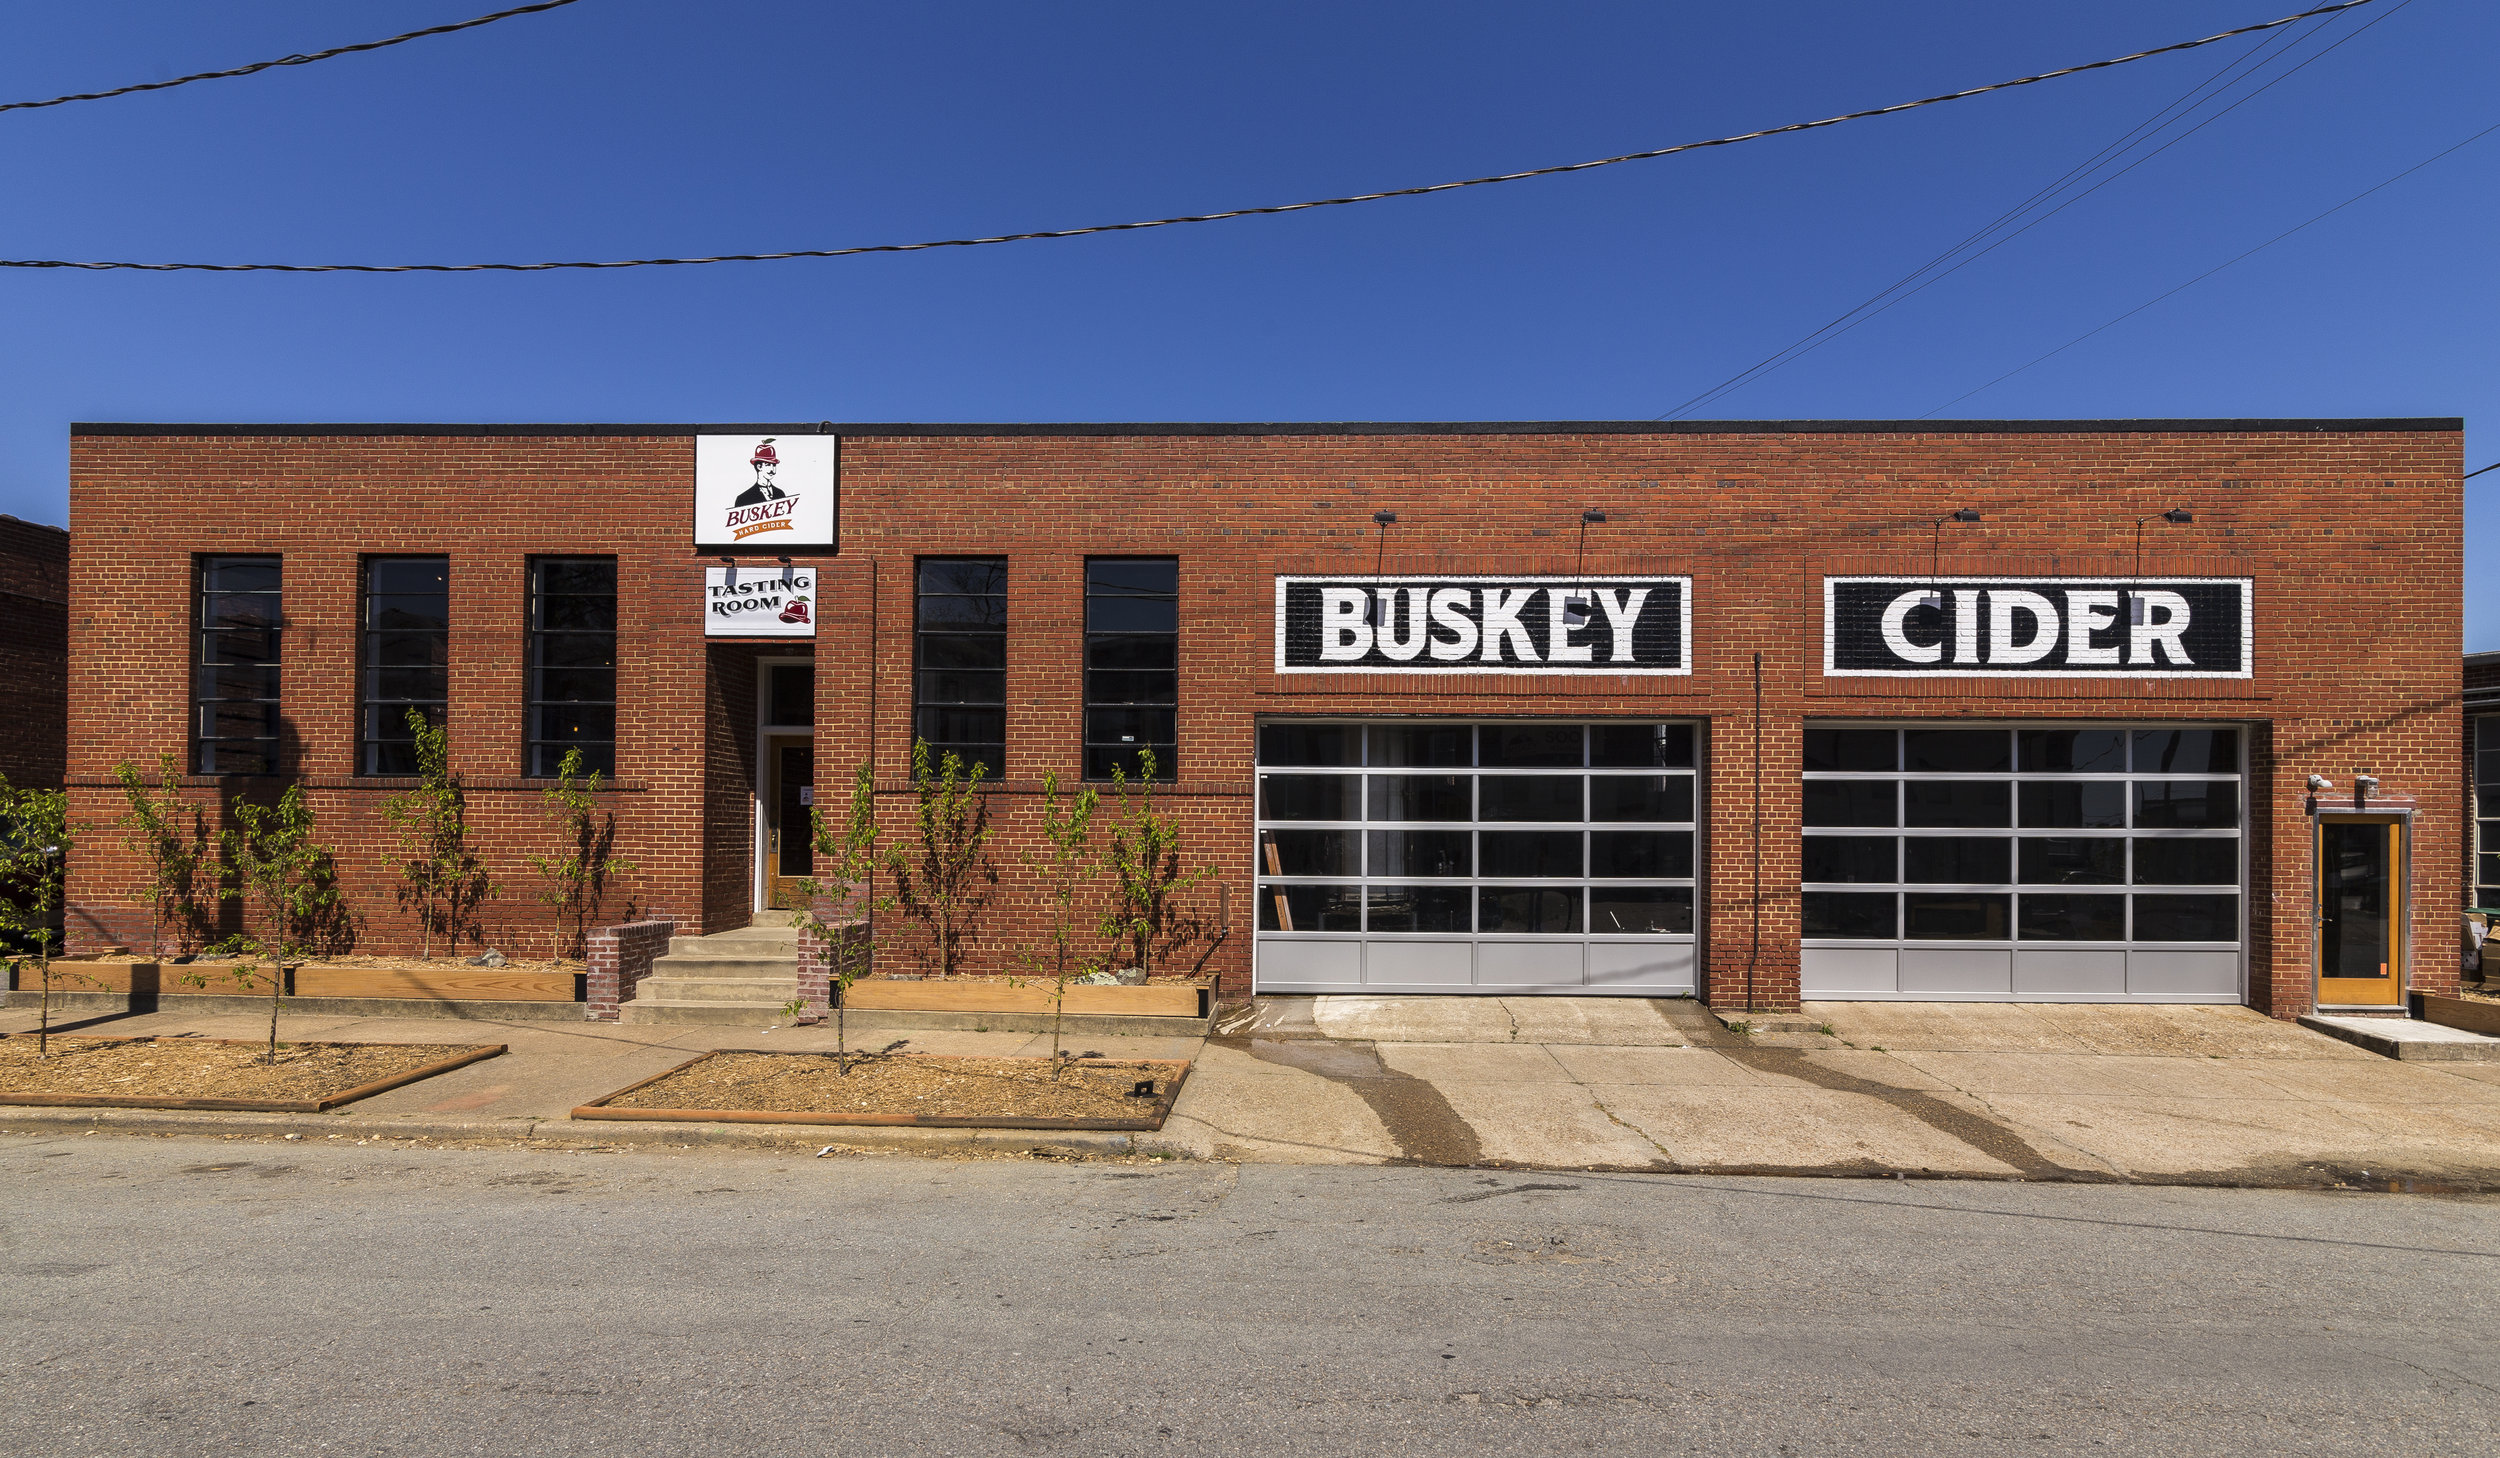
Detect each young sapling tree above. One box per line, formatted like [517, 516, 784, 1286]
[1015, 770, 1101, 1075]
[213, 785, 346, 1064]
[528, 748, 633, 960]
[382, 709, 498, 959]
[1097, 749, 1216, 978]
[797, 758, 884, 1073]
[112, 752, 212, 959]
[884, 738, 995, 979]
[0, 777, 85, 1058]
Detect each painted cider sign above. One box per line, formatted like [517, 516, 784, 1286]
[1823, 576, 2251, 678]
[1275, 575, 1691, 675]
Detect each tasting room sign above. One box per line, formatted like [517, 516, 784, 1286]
[706, 566, 817, 639]
[1275, 575, 1691, 675]
[1823, 576, 2251, 678]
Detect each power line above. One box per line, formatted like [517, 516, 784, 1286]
[0, 1, 2381, 275]
[1922, 117, 2500, 416]
[0, 0, 586, 117]
[2466, 463, 2500, 480]
[1660, 0, 2414, 420]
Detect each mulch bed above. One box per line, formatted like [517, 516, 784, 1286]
[575, 1051, 1191, 1130]
[0, 1035, 505, 1112]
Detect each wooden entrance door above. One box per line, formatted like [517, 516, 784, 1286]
[764, 736, 815, 910]
[2317, 815, 2404, 1007]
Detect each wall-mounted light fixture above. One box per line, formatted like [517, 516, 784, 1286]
[1360, 511, 1398, 624]
[717, 554, 737, 588]
[1921, 509, 1982, 611]
[778, 554, 795, 584]
[1562, 509, 1608, 628]
[2354, 772, 2380, 810]
[2130, 508, 2194, 623]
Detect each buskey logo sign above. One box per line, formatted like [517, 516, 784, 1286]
[706, 566, 817, 639]
[693, 434, 838, 552]
[1823, 576, 2251, 678]
[1274, 575, 1691, 675]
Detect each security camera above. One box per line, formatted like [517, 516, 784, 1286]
[2306, 775, 2334, 792]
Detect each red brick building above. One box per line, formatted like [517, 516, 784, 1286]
[60, 418, 2465, 1015]
[0, 514, 69, 793]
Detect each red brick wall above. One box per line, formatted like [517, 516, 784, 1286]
[0, 514, 69, 791]
[63, 423, 2466, 1015]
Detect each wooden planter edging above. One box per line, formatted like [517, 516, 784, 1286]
[571, 1051, 1194, 1132]
[27, 960, 581, 1003]
[2413, 993, 2500, 1038]
[839, 980, 1208, 1019]
[0, 1038, 507, 1113]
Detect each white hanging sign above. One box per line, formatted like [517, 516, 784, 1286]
[693, 434, 838, 551]
[706, 567, 817, 638]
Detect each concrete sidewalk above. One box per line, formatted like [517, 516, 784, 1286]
[5, 997, 2497, 1188]
[1154, 997, 2500, 1188]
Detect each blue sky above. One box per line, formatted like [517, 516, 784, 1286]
[2, 2, 2492, 640]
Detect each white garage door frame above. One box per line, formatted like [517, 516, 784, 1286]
[1253, 717, 1705, 996]
[1799, 719, 2248, 1003]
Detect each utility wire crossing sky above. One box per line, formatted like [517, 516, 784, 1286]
[0, 0, 2384, 274]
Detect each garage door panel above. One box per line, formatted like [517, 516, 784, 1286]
[1255, 719, 1699, 996]
[2129, 950, 2240, 997]
[1363, 940, 1472, 986]
[1901, 948, 2013, 995]
[2014, 949, 2128, 996]
[1802, 722, 2244, 1005]
[1588, 941, 1695, 992]
[1256, 939, 1362, 991]
[1476, 940, 1586, 986]
[1802, 947, 1900, 995]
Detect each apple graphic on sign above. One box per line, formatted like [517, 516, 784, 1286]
[780, 597, 811, 625]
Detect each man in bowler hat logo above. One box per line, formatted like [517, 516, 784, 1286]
[734, 439, 787, 505]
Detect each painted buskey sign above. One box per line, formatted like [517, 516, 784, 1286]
[1275, 575, 1691, 675]
[1823, 576, 2252, 678]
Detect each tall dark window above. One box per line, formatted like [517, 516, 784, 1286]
[359, 556, 449, 775]
[913, 558, 1006, 777]
[194, 556, 282, 775]
[1085, 558, 1178, 780]
[528, 557, 617, 777]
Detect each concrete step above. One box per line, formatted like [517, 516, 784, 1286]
[634, 975, 802, 1003]
[670, 928, 797, 956]
[2300, 1013, 2500, 1062]
[619, 998, 805, 1026]
[650, 951, 797, 977]
[747, 909, 801, 928]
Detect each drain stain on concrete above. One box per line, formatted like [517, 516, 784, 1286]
[1212, 1036, 1486, 1167]
[1724, 1047, 2104, 1180]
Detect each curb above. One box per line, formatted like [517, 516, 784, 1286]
[0, 1104, 1181, 1158]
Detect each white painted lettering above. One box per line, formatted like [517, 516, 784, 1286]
[2064, 589, 2121, 665]
[1987, 590, 2059, 665]
[1426, 588, 1477, 661]
[1480, 588, 1540, 663]
[1319, 587, 1372, 660]
[2129, 590, 2193, 664]
[1880, 591, 1944, 663]
[1952, 589, 1980, 663]
[1546, 590, 1594, 663]
[1375, 588, 1428, 661]
[1594, 588, 1650, 663]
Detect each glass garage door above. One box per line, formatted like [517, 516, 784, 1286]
[1800, 723, 2244, 1002]
[1255, 720, 1700, 995]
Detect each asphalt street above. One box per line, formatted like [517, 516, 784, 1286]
[2, 1134, 2494, 1456]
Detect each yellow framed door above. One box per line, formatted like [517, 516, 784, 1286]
[763, 735, 816, 910]
[2316, 815, 2404, 1007]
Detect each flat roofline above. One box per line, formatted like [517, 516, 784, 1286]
[69, 417, 2463, 439]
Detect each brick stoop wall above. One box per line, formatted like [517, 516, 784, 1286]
[586, 919, 676, 1021]
[794, 916, 872, 1018]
